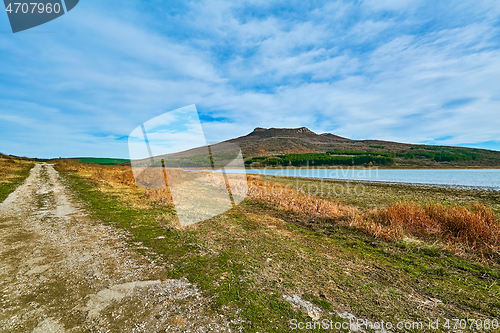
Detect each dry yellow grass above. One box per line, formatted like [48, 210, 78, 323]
[244, 176, 358, 220]
[359, 203, 500, 253]
[204, 173, 500, 254]
[0, 158, 30, 184]
[0, 157, 33, 178]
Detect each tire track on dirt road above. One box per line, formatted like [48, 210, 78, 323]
[0, 164, 238, 332]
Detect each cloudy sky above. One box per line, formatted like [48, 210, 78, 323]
[1, 0, 499, 158]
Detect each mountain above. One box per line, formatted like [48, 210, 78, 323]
[128, 127, 500, 168]
[226, 127, 350, 156]
[225, 127, 500, 167]
[228, 127, 404, 156]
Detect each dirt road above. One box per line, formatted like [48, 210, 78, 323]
[0, 164, 236, 332]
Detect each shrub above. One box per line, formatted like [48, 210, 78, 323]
[375, 202, 500, 252]
[426, 203, 499, 250]
[385, 203, 439, 237]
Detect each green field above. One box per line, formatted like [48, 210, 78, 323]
[71, 157, 129, 165]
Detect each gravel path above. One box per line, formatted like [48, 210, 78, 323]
[0, 164, 237, 332]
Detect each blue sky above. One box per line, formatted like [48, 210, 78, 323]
[1, 0, 499, 158]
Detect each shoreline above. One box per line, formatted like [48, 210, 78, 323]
[229, 168, 500, 192]
[244, 165, 500, 170]
[260, 174, 500, 218]
[260, 173, 500, 192]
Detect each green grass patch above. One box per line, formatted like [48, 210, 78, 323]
[71, 157, 129, 165]
[302, 293, 333, 311]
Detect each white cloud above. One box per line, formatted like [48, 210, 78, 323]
[362, 0, 421, 12]
[1, 0, 500, 157]
[348, 20, 393, 42]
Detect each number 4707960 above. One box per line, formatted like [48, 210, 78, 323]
[5, 3, 61, 14]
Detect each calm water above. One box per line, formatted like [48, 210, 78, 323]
[222, 168, 500, 190]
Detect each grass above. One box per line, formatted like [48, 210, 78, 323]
[216, 175, 500, 255]
[59, 171, 315, 331]
[0, 157, 34, 202]
[55, 159, 500, 332]
[70, 157, 129, 165]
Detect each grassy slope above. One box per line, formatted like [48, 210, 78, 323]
[57, 163, 500, 332]
[0, 159, 34, 202]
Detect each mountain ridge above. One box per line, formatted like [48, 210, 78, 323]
[227, 127, 408, 156]
[222, 127, 500, 167]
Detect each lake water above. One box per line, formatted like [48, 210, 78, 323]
[222, 168, 500, 191]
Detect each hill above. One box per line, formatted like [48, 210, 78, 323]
[226, 127, 500, 168]
[0, 152, 32, 161]
[109, 127, 500, 168]
[227, 127, 350, 156]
